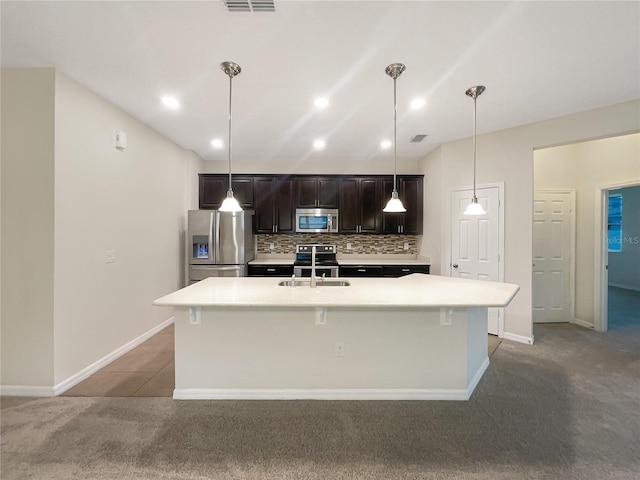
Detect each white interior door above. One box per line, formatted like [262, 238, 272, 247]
[533, 191, 574, 323]
[451, 187, 501, 335]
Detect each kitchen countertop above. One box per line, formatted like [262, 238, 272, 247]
[154, 274, 519, 309]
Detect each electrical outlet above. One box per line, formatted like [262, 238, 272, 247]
[269, 243, 275, 250]
[105, 250, 116, 263]
[440, 307, 453, 326]
[403, 242, 409, 250]
[346, 243, 352, 250]
[335, 342, 345, 357]
[189, 307, 201, 325]
[315, 308, 327, 325]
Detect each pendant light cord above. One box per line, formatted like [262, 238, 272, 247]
[227, 73, 233, 190]
[393, 76, 398, 193]
[472, 95, 477, 197]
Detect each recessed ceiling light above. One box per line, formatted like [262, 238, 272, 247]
[313, 139, 326, 149]
[314, 97, 329, 109]
[161, 96, 181, 109]
[380, 140, 392, 149]
[410, 98, 425, 109]
[210, 138, 224, 149]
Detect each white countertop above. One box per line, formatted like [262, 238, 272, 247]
[248, 255, 430, 266]
[338, 258, 430, 266]
[249, 257, 294, 265]
[153, 274, 519, 309]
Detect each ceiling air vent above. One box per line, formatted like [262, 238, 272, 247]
[410, 134, 428, 143]
[224, 0, 275, 13]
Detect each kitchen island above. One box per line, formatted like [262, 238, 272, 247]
[153, 274, 519, 400]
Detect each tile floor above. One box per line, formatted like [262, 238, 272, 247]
[63, 323, 502, 398]
[62, 324, 175, 397]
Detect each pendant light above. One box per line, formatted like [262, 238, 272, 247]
[218, 61, 243, 212]
[383, 63, 407, 213]
[463, 85, 486, 216]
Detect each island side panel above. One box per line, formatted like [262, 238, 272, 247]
[466, 307, 490, 395]
[173, 306, 485, 400]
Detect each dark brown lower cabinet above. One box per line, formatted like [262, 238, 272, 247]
[382, 265, 430, 277]
[338, 265, 384, 277]
[340, 264, 429, 278]
[248, 265, 294, 277]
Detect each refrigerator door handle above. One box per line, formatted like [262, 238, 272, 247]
[214, 211, 220, 264]
[191, 265, 241, 271]
[207, 212, 215, 263]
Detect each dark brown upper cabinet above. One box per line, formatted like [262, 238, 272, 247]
[294, 176, 338, 209]
[338, 177, 381, 233]
[381, 175, 424, 234]
[198, 173, 423, 235]
[253, 176, 295, 234]
[199, 174, 254, 210]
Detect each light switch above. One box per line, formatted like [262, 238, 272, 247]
[114, 130, 127, 150]
[105, 250, 116, 263]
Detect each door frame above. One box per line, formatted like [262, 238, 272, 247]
[594, 179, 640, 332]
[533, 189, 577, 324]
[446, 182, 505, 336]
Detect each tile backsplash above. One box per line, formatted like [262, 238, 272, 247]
[256, 234, 418, 255]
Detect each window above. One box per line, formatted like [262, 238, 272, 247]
[608, 193, 622, 252]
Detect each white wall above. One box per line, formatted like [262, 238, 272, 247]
[52, 71, 202, 385]
[1, 68, 203, 390]
[1, 68, 56, 386]
[608, 185, 640, 290]
[419, 100, 640, 343]
[534, 133, 640, 324]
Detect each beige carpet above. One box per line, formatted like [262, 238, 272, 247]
[2, 324, 638, 479]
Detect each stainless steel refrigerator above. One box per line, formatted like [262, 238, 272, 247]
[187, 209, 255, 284]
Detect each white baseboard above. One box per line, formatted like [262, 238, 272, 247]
[0, 317, 175, 397]
[173, 357, 491, 402]
[502, 331, 534, 345]
[609, 282, 640, 292]
[174, 387, 472, 401]
[466, 357, 490, 398]
[571, 317, 594, 329]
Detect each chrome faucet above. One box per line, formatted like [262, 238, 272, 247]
[310, 245, 318, 288]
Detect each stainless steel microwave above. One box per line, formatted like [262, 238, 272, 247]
[295, 208, 339, 233]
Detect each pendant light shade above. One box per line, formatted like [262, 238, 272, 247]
[463, 85, 486, 216]
[218, 61, 242, 213]
[383, 63, 407, 213]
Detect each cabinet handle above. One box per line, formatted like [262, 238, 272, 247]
[357, 269, 366, 272]
[402, 268, 410, 272]
[267, 268, 275, 272]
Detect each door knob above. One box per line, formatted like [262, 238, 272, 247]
[452, 264, 459, 268]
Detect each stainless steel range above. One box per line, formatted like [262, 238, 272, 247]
[293, 244, 339, 278]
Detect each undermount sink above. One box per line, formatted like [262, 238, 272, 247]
[277, 279, 351, 287]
